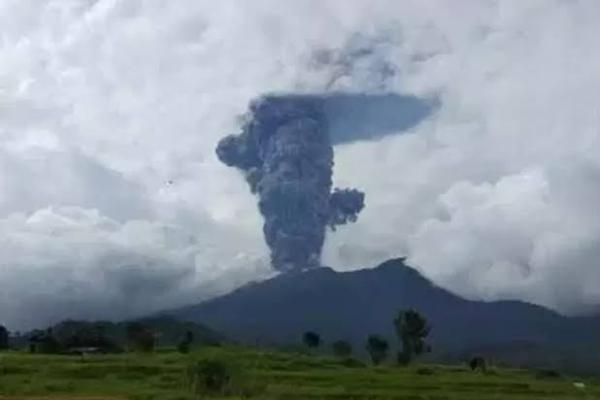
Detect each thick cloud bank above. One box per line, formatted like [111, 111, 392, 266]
[2, 0, 600, 327]
[0, 206, 271, 329]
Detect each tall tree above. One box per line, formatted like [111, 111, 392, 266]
[394, 309, 430, 365]
[0, 325, 9, 350]
[366, 335, 389, 365]
[178, 330, 195, 354]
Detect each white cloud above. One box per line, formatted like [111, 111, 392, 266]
[2, 0, 600, 328]
[325, 0, 600, 315]
[0, 206, 271, 329]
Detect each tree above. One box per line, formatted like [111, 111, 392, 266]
[331, 340, 352, 358]
[29, 328, 62, 354]
[126, 322, 155, 353]
[59, 322, 122, 353]
[178, 330, 195, 354]
[469, 356, 487, 372]
[59, 322, 121, 353]
[0, 325, 9, 350]
[366, 335, 389, 365]
[302, 331, 321, 349]
[394, 309, 430, 365]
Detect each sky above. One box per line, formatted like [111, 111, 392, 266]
[2, 0, 600, 329]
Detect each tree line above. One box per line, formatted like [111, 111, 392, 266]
[303, 308, 431, 365]
[0, 317, 221, 355]
[1, 309, 432, 367]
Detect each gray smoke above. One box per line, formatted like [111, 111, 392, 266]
[216, 95, 365, 272]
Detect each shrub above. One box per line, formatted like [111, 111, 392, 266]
[331, 340, 352, 358]
[469, 356, 487, 372]
[535, 369, 562, 379]
[187, 359, 231, 395]
[397, 351, 411, 366]
[483, 367, 498, 376]
[178, 342, 191, 354]
[302, 331, 321, 349]
[416, 366, 435, 375]
[339, 358, 366, 368]
[186, 358, 264, 398]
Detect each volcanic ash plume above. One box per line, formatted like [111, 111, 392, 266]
[216, 95, 365, 273]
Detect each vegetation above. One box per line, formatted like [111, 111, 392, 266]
[536, 369, 562, 379]
[0, 346, 596, 399]
[1, 306, 595, 399]
[12, 317, 222, 355]
[366, 334, 389, 365]
[394, 309, 431, 365]
[178, 330, 195, 354]
[302, 331, 321, 349]
[52, 320, 123, 353]
[186, 357, 263, 398]
[0, 325, 8, 350]
[470, 356, 487, 372]
[187, 358, 233, 395]
[126, 322, 156, 353]
[29, 328, 62, 354]
[331, 340, 352, 358]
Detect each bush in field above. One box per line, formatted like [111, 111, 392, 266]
[340, 357, 366, 368]
[366, 335, 389, 365]
[0, 325, 8, 350]
[186, 358, 263, 398]
[302, 331, 321, 349]
[535, 369, 562, 379]
[416, 366, 436, 375]
[188, 359, 231, 394]
[332, 340, 352, 358]
[469, 356, 487, 372]
[178, 330, 195, 354]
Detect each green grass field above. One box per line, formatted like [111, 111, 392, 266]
[0, 347, 597, 399]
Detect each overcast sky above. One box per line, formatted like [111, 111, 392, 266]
[2, 0, 600, 329]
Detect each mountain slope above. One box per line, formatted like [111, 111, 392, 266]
[166, 258, 600, 368]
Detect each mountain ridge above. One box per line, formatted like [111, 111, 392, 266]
[166, 258, 600, 371]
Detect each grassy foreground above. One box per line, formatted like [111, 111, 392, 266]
[0, 347, 597, 399]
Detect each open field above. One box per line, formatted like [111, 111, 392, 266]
[0, 347, 598, 399]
